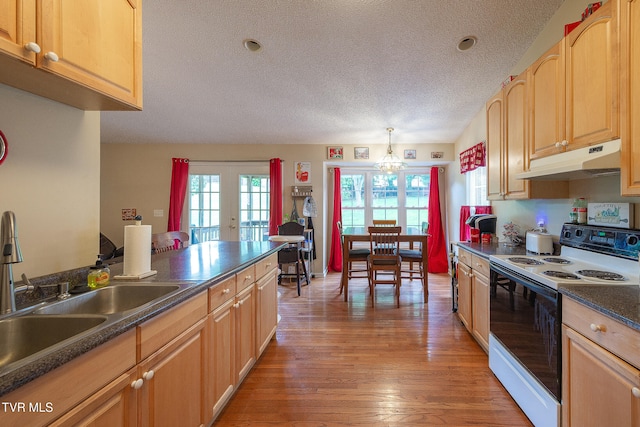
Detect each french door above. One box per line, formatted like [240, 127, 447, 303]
[187, 162, 270, 242]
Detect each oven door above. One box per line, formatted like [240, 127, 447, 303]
[489, 262, 561, 400]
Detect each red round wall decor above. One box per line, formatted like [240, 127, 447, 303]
[0, 130, 7, 165]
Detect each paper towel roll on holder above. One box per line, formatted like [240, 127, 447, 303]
[113, 215, 157, 280]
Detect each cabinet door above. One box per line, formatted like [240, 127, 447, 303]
[528, 41, 566, 159]
[49, 369, 138, 427]
[0, 0, 36, 63]
[471, 271, 489, 353]
[621, 0, 640, 196]
[139, 318, 208, 427]
[209, 298, 235, 420]
[38, 0, 142, 108]
[503, 72, 529, 200]
[457, 262, 472, 332]
[562, 325, 640, 427]
[256, 266, 278, 357]
[235, 283, 256, 384]
[486, 93, 504, 201]
[565, 0, 619, 149]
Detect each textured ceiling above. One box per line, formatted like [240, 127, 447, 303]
[100, 0, 565, 146]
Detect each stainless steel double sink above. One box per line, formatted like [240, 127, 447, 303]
[0, 283, 187, 373]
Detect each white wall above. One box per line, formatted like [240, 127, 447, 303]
[0, 85, 101, 278]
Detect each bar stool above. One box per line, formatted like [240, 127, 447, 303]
[270, 222, 310, 296]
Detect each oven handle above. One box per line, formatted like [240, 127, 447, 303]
[490, 262, 558, 299]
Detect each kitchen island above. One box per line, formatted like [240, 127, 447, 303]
[0, 240, 284, 426]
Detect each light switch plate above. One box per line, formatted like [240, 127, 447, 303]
[153, 209, 164, 217]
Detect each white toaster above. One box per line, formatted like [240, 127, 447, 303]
[526, 231, 554, 254]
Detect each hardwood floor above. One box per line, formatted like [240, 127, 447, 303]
[214, 272, 533, 426]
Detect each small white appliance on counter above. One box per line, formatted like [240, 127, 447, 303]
[525, 231, 554, 254]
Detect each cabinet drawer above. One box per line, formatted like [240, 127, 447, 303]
[255, 253, 278, 280]
[137, 292, 208, 361]
[237, 264, 256, 292]
[458, 247, 472, 267]
[209, 275, 236, 312]
[471, 255, 490, 277]
[563, 298, 640, 368]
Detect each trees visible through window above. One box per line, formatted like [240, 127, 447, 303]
[341, 170, 430, 234]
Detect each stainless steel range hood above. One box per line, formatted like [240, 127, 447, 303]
[515, 139, 621, 181]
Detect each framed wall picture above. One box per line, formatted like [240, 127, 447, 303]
[404, 149, 416, 160]
[354, 147, 369, 159]
[431, 151, 444, 159]
[327, 146, 344, 159]
[294, 161, 311, 185]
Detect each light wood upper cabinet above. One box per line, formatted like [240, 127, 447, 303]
[0, 0, 37, 63]
[486, 92, 504, 201]
[486, 71, 567, 200]
[620, 0, 640, 195]
[565, 0, 619, 150]
[0, 0, 142, 110]
[502, 73, 529, 200]
[528, 41, 566, 160]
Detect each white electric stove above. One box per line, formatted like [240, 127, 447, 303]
[488, 223, 640, 427]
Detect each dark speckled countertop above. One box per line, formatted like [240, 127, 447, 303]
[0, 241, 284, 397]
[456, 241, 640, 333]
[456, 241, 529, 257]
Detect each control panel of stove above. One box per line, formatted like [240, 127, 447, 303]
[560, 223, 640, 260]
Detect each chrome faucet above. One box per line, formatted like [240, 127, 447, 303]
[0, 211, 24, 314]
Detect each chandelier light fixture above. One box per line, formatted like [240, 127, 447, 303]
[375, 127, 407, 174]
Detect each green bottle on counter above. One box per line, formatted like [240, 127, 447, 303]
[88, 255, 110, 289]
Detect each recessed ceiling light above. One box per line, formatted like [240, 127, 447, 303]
[243, 39, 262, 52]
[457, 36, 477, 52]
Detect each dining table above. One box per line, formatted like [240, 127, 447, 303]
[340, 230, 428, 302]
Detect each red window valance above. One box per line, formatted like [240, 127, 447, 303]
[459, 141, 486, 173]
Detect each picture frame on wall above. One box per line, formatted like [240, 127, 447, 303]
[294, 161, 311, 185]
[327, 146, 344, 159]
[404, 149, 417, 160]
[354, 147, 369, 159]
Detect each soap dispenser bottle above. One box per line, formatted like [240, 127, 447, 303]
[88, 255, 110, 289]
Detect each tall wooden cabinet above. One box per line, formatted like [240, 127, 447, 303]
[621, 0, 640, 195]
[0, 0, 142, 110]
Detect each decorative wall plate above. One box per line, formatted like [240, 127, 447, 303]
[0, 130, 7, 165]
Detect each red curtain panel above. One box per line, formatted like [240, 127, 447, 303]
[268, 158, 283, 236]
[328, 168, 343, 272]
[427, 167, 449, 273]
[167, 158, 189, 233]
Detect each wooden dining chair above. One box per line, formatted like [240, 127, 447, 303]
[367, 226, 402, 307]
[372, 219, 397, 226]
[337, 221, 370, 294]
[151, 231, 189, 254]
[399, 234, 428, 301]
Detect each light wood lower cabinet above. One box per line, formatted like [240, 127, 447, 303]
[471, 269, 489, 352]
[256, 265, 278, 357]
[562, 298, 640, 427]
[456, 247, 489, 353]
[208, 253, 278, 421]
[138, 318, 208, 427]
[457, 261, 472, 332]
